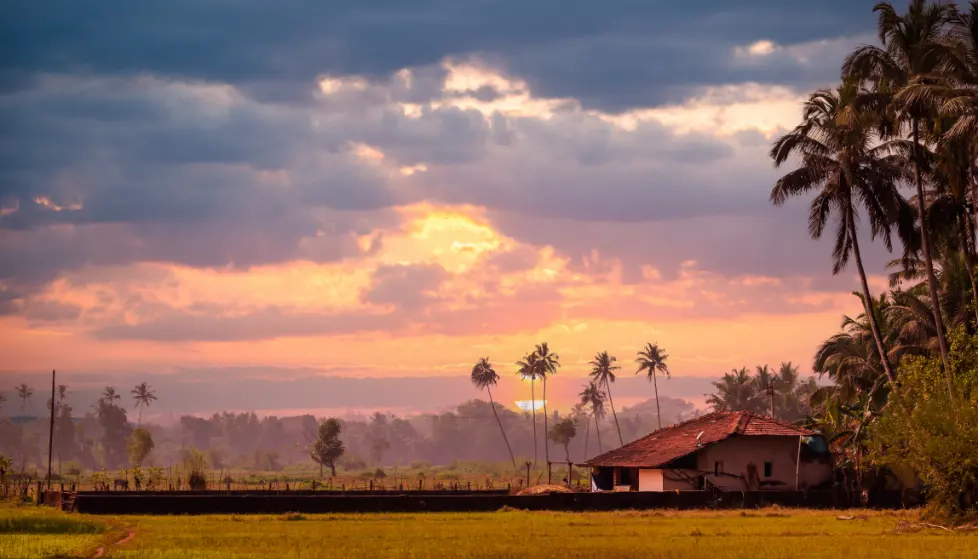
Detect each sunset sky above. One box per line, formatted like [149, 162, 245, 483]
[0, 1, 897, 420]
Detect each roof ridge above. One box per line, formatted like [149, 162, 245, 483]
[585, 410, 737, 462]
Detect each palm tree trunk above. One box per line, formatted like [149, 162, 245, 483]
[912, 118, 954, 398]
[19, 400, 26, 471]
[530, 378, 537, 470]
[594, 413, 603, 453]
[959, 211, 978, 328]
[542, 376, 550, 468]
[848, 207, 897, 386]
[652, 371, 662, 430]
[582, 413, 591, 460]
[137, 405, 143, 427]
[487, 385, 517, 468]
[605, 379, 624, 446]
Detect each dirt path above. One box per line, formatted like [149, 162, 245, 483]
[91, 528, 136, 558]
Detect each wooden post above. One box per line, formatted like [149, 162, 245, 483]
[795, 435, 803, 490]
[47, 370, 56, 489]
[525, 461, 531, 487]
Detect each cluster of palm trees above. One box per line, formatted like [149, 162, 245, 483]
[706, 363, 817, 422]
[772, 1, 978, 459]
[0, 381, 159, 470]
[470, 342, 670, 470]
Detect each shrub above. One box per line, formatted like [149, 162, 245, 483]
[869, 327, 978, 522]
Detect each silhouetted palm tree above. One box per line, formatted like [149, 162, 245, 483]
[131, 382, 158, 426]
[707, 368, 764, 413]
[100, 386, 120, 406]
[579, 382, 606, 455]
[15, 383, 33, 470]
[589, 351, 623, 446]
[516, 353, 541, 468]
[532, 343, 560, 468]
[771, 83, 908, 386]
[844, 0, 957, 391]
[471, 357, 516, 467]
[635, 343, 670, 430]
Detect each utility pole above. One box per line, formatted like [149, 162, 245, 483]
[47, 370, 56, 490]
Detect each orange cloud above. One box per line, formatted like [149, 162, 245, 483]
[0, 202, 866, 412]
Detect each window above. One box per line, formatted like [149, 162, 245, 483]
[714, 461, 723, 476]
[764, 462, 773, 478]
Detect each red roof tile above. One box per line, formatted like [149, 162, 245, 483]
[586, 411, 816, 468]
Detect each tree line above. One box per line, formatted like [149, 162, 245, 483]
[767, 0, 978, 519]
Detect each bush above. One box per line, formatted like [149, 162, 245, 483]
[339, 454, 367, 471]
[870, 327, 978, 522]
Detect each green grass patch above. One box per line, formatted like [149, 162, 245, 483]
[0, 504, 112, 559]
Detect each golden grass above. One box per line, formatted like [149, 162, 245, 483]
[92, 508, 977, 559]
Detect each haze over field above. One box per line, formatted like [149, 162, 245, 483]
[0, 1, 888, 418]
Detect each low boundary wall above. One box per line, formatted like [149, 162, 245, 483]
[73, 490, 912, 515]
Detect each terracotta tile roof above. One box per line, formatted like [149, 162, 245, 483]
[585, 411, 816, 468]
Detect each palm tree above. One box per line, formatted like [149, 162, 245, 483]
[532, 342, 560, 468]
[579, 382, 606, 455]
[131, 382, 158, 426]
[589, 351, 624, 446]
[15, 383, 33, 418]
[570, 403, 590, 461]
[0, 392, 5, 413]
[100, 386, 120, 406]
[471, 357, 517, 467]
[706, 368, 764, 413]
[814, 297, 895, 409]
[843, 0, 957, 392]
[56, 385, 68, 407]
[516, 352, 541, 468]
[15, 383, 33, 470]
[754, 365, 777, 416]
[635, 343, 670, 430]
[771, 83, 909, 387]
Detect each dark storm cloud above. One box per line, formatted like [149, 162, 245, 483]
[2, 1, 873, 111]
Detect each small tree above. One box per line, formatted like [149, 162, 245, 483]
[310, 418, 345, 478]
[126, 428, 155, 467]
[548, 418, 578, 463]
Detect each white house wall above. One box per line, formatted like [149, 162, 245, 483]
[638, 469, 664, 491]
[694, 436, 831, 491]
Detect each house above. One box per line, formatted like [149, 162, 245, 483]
[586, 411, 833, 492]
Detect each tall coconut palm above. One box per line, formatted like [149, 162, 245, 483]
[15, 383, 33, 470]
[588, 351, 624, 446]
[578, 382, 606, 455]
[570, 403, 590, 461]
[100, 386, 120, 406]
[516, 352, 541, 468]
[635, 343, 670, 430]
[471, 357, 517, 467]
[771, 84, 909, 386]
[131, 382, 158, 426]
[843, 0, 957, 393]
[532, 343, 560, 468]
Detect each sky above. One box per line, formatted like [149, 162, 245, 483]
[0, 1, 900, 420]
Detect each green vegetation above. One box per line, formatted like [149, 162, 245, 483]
[0, 504, 109, 559]
[32, 508, 978, 559]
[755, 0, 978, 521]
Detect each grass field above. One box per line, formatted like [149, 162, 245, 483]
[3, 505, 976, 559]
